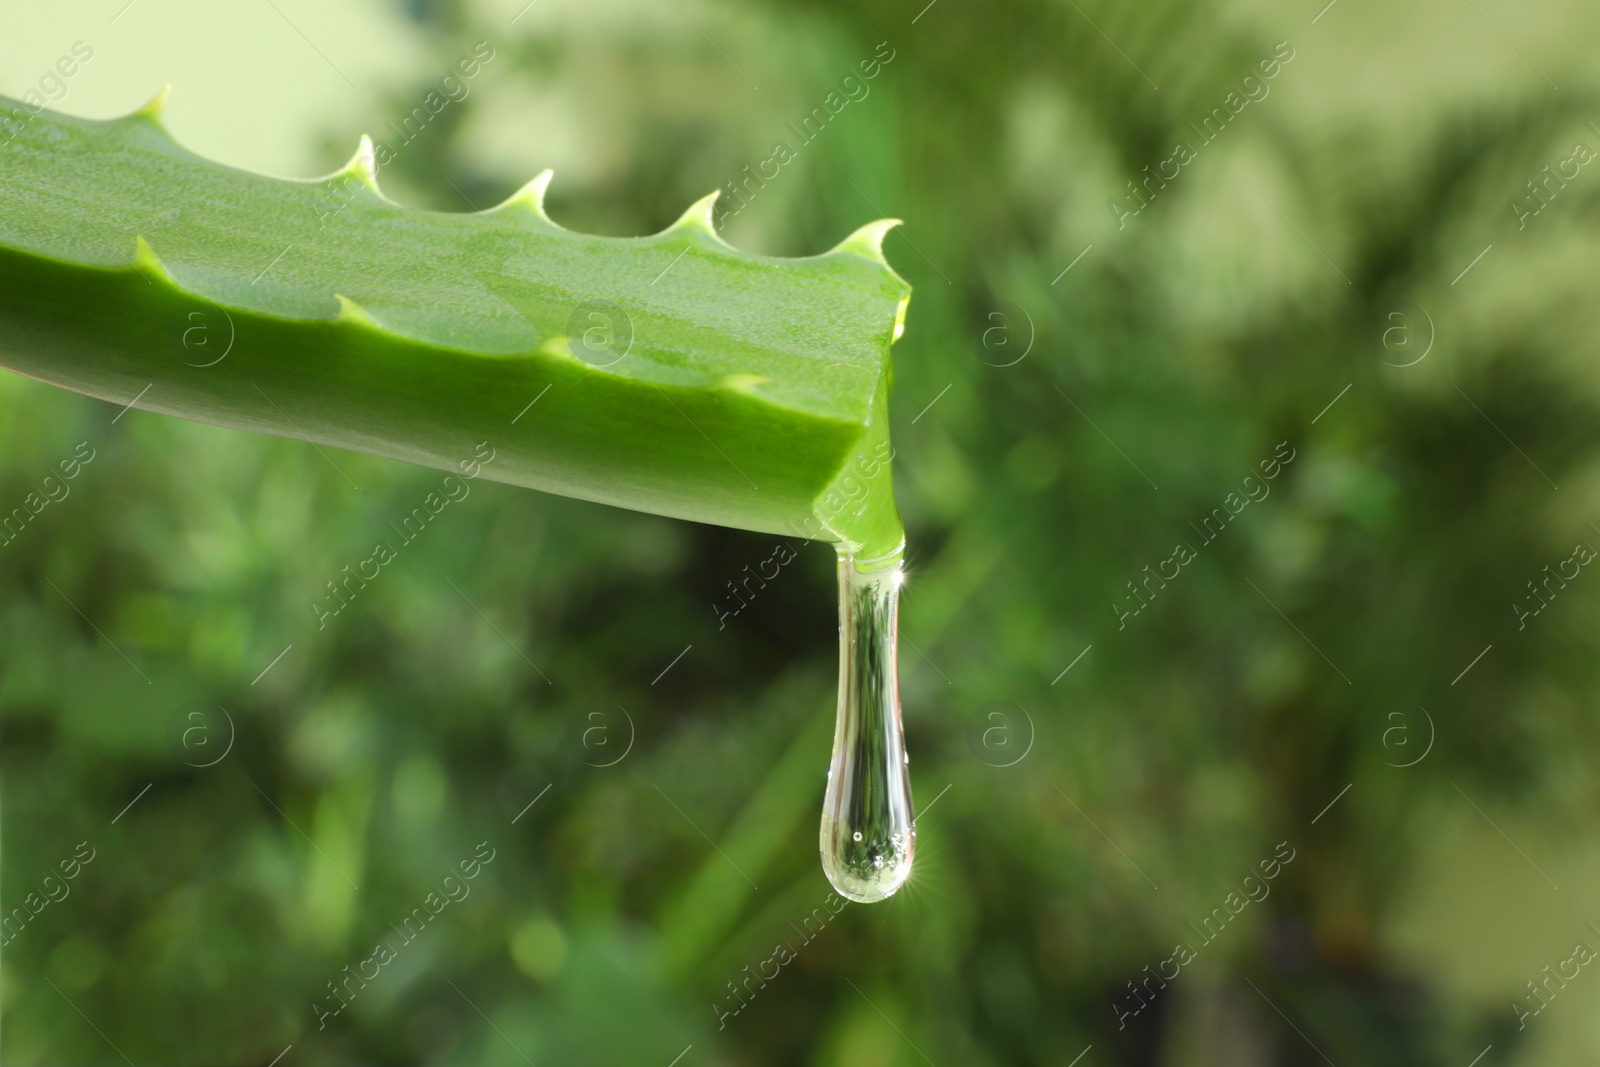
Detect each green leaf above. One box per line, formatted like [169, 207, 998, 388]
[0, 92, 909, 557]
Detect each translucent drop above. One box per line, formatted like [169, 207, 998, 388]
[819, 548, 915, 902]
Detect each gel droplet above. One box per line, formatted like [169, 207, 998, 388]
[819, 548, 914, 902]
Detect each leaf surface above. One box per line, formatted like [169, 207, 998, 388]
[0, 93, 909, 555]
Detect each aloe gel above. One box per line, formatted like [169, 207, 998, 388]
[819, 547, 915, 902]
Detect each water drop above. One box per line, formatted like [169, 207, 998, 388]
[819, 547, 915, 902]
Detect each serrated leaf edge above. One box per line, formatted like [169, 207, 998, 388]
[103, 91, 907, 277]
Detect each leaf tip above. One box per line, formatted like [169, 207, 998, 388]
[130, 85, 172, 125]
[336, 136, 382, 190]
[669, 191, 725, 239]
[830, 218, 902, 264]
[716, 373, 768, 394]
[132, 235, 174, 284]
[333, 293, 381, 329]
[493, 169, 555, 218]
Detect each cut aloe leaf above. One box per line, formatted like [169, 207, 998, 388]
[0, 92, 909, 557]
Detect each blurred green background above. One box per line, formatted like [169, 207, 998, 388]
[5, 0, 1600, 1063]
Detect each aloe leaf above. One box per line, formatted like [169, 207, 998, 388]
[0, 93, 910, 557]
